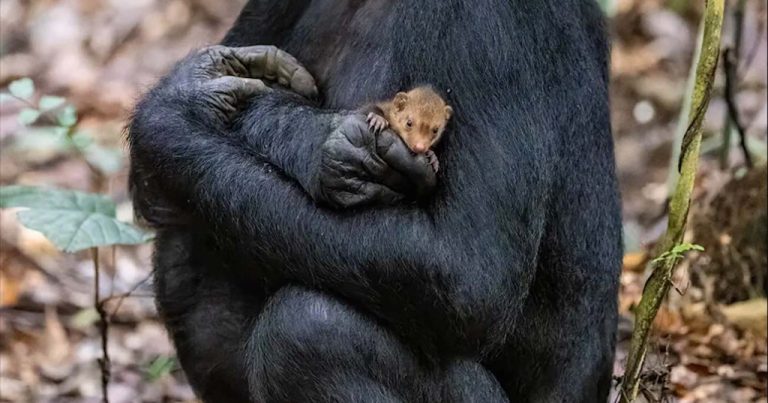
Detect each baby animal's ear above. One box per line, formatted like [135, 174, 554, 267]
[444, 105, 454, 120]
[394, 92, 409, 111]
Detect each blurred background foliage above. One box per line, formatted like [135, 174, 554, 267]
[0, 0, 765, 402]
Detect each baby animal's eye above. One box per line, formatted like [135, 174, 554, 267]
[406, 119, 413, 127]
[432, 128, 439, 134]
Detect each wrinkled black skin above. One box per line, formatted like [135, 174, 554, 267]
[128, 1, 623, 402]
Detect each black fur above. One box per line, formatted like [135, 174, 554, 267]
[128, 0, 622, 401]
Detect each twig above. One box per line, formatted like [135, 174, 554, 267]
[8, 93, 107, 190]
[8, 93, 68, 127]
[723, 47, 753, 168]
[92, 248, 111, 403]
[106, 272, 153, 319]
[720, 0, 753, 169]
[718, 0, 744, 168]
[719, 116, 733, 168]
[619, 0, 724, 401]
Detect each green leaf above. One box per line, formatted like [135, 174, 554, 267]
[652, 242, 705, 264]
[57, 105, 78, 127]
[10, 127, 73, 153]
[52, 126, 70, 137]
[598, 0, 616, 16]
[670, 242, 704, 255]
[0, 186, 153, 252]
[70, 308, 100, 329]
[145, 356, 176, 382]
[8, 78, 34, 101]
[39, 95, 66, 111]
[18, 108, 41, 126]
[70, 131, 93, 149]
[747, 136, 767, 160]
[84, 144, 124, 175]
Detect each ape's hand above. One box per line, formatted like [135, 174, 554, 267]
[313, 114, 437, 208]
[173, 45, 318, 122]
[154, 44, 435, 208]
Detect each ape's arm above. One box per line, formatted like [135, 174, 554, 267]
[129, 47, 541, 356]
[130, 45, 433, 209]
[131, 105, 539, 355]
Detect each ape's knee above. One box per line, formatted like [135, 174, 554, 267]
[259, 286, 359, 348]
[247, 286, 385, 402]
[442, 360, 508, 403]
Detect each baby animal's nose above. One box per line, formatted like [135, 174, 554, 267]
[413, 143, 427, 153]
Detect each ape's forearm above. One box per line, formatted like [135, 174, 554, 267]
[129, 84, 330, 200]
[234, 93, 346, 197]
[129, 88, 533, 355]
[219, 174, 536, 355]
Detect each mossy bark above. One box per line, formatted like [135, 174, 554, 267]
[619, 1, 725, 401]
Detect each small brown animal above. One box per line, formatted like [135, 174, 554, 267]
[366, 86, 453, 172]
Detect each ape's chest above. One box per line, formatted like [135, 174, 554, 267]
[280, 0, 523, 110]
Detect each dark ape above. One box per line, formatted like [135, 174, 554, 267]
[128, 1, 622, 402]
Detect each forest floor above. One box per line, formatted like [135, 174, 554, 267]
[0, 1, 766, 402]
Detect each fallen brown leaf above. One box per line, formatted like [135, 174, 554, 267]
[720, 299, 768, 339]
[623, 251, 649, 272]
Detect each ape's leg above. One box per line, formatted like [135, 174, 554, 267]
[247, 285, 511, 403]
[154, 234, 509, 402]
[246, 285, 426, 402]
[153, 230, 267, 402]
[488, 279, 617, 403]
[440, 360, 509, 403]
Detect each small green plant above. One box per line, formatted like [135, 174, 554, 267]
[145, 355, 177, 382]
[1, 78, 123, 176]
[598, 0, 617, 17]
[0, 78, 153, 403]
[0, 77, 151, 251]
[651, 242, 705, 265]
[0, 186, 152, 251]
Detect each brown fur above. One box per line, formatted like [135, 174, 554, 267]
[368, 86, 453, 154]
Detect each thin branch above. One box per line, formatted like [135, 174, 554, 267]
[9, 93, 107, 189]
[719, 0, 744, 168]
[720, 0, 753, 169]
[106, 272, 153, 319]
[723, 47, 753, 168]
[93, 248, 111, 403]
[719, 115, 733, 168]
[8, 93, 38, 108]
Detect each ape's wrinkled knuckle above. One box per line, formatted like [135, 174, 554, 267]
[335, 115, 367, 147]
[262, 44, 279, 55]
[202, 44, 228, 56]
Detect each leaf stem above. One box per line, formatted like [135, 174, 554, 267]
[92, 247, 111, 403]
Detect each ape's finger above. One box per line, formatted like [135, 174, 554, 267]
[321, 180, 403, 209]
[201, 77, 272, 121]
[196, 45, 318, 99]
[333, 115, 432, 198]
[231, 45, 318, 99]
[316, 115, 410, 208]
[209, 76, 272, 97]
[376, 130, 437, 195]
[359, 182, 405, 205]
